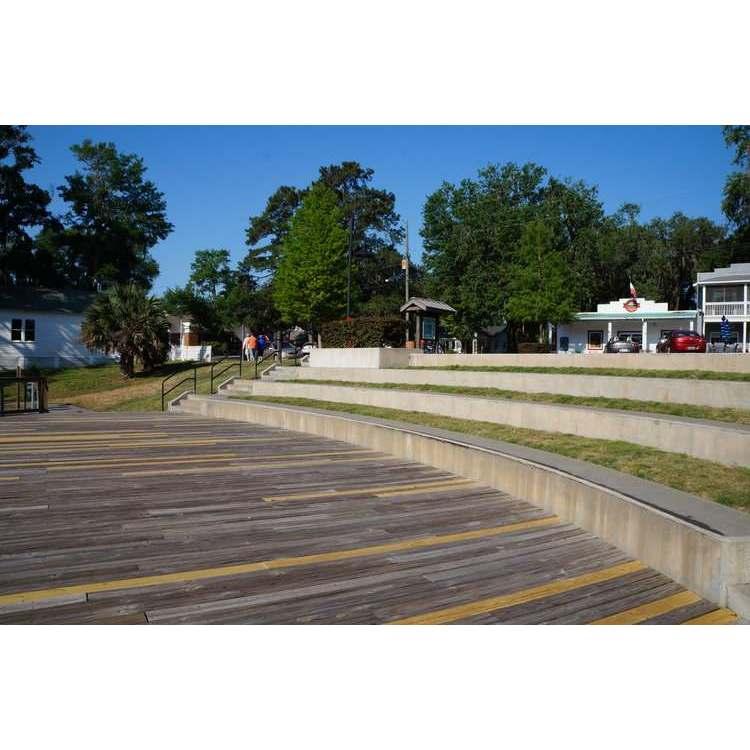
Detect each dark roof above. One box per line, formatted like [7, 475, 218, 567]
[400, 297, 457, 314]
[0, 287, 97, 314]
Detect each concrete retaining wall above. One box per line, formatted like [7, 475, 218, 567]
[309, 347, 412, 369]
[230, 380, 750, 468]
[269, 366, 750, 410]
[410, 352, 750, 373]
[172, 395, 750, 615]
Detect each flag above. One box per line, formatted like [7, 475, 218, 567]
[629, 280, 637, 298]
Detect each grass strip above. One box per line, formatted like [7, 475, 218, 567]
[290, 379, 750, 426]
[409, 364, 750, 382]
[43, 359, 273, 412]
[230, 395, 750, 511]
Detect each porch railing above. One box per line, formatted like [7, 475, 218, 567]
[703, 301, 748, 317]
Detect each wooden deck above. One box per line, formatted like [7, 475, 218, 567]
[0, 409, 736, 624]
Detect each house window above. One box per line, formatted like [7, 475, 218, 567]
[559, 336, 569, 352]
[706, 285, 743, 302]
[10, 318, 35, 342]
[587, 330, 604, 349]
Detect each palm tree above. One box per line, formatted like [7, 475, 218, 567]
[81, 283, 169, 377]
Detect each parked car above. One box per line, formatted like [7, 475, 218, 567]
[656, 330, 706, 353]
[605, 334, 641, 353]
[280, 344, 299, 359]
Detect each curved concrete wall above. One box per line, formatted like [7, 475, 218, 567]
[309, 348, 412, 369]
[235, 380, 750, 468]
[410, 352, 750, 373]
[270, 366, 750, 410]
[172, 395, 750, 615]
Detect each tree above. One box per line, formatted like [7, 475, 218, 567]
[47, 140, 173, 289]
[243, 161, 405, 315]
[0, 126, 53, 286]
[81, 283, 169, 377]
[505, 220, 576, 342]
[273, 183, 348, 335]
[722, 125, 750, 262]
[189, 249, 232, 301]
[421, 162, 552, 343]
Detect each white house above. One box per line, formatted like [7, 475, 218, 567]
[695, 262, 750, 352]
[555, 298, 698, 353]
[0, 287, 111, 369]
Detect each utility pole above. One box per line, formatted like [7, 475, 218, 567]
[404, 219, 410, 303]
[403, 220, 411, 343]
[346, 212, 354, 319]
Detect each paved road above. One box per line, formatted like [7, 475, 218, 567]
[0, 411, 736, 624]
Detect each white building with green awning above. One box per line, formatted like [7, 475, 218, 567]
[556, 298, 698, 353]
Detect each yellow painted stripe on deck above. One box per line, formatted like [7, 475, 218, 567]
[683, 609, 738, 625]
[389, 560, 647, 624]
[590, 591, 701, 624]
[0, 452, 239, 469]
[122, 452, 387, 477]
[265, 478, 476, 503]
[0, 437, 292, 454]
[0, 516, 559, 608]
[0, 432, 168, 443]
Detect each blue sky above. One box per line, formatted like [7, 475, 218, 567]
[27, 126, 734, 295]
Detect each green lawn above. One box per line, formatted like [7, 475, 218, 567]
[292, 379, 750, 425]
[230, 395, 750, 511]
[42, 358, 271, 411]
[410, 364, 750, 382]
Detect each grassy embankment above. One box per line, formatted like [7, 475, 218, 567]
[230, 394, 750, 511]
[44, 359, 274, 412]
[290, 379, 750, 425]
[411, 364, 750, 382]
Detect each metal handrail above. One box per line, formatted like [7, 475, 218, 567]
[161, 365, 199, 411]
[209, 355, 243, 394]
[0, 376, 48, 416]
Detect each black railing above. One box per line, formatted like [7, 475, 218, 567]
[0, 376, 48, 416]
[161, 366, 199, 412]
[209, 355, 243, 395]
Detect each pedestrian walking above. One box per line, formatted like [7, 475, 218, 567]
[257, 333, 267, 360]
[242, 333, 253, 362]
[244, 332, 257, 362]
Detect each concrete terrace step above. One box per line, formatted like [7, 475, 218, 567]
[220, 379, 750, 468]
[170, 394, 750, 619]
[265, 364, 750, 410]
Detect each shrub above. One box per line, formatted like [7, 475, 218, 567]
[320, 316, 405, 348]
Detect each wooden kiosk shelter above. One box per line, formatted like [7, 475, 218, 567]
[400, 297, 456, 350]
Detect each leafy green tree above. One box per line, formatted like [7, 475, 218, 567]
[189, 249, 232, 301]
[722, 125, 750, 262]
[244, 161, 405, 315]
[273, 183, 348, 334]
[46, 140, 173, 289]
[81, 283, 169, 377]
[0, 126, 53, 287]
[505, 220, 576, 342]
[244, 185, 303, 280]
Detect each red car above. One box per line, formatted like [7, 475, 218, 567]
[656, 329, 707, 353]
